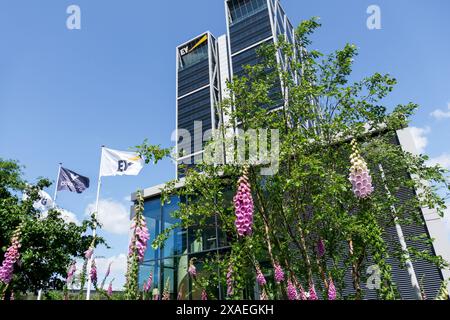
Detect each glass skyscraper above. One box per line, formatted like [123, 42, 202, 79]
[136, 0, 447, 300]
[226, 0, 296, 108]
[176, 32, 221, 177]
[176, 0, 297, 177]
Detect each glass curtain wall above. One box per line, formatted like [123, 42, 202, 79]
[139, 195, 232, 300]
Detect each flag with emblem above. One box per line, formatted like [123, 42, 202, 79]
[22, 189, 54, 211]
[57, 167, 90, 193]
[99, 147, 144, 177]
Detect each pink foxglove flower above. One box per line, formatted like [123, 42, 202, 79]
[84, 247, 93, 260]
[201, 289, 208, 300]
[274, 263, 285, 284]
[233, 167, 254, 237]
[90, 259, 98, 287]
[328, 277, 336, 300]
[188, 259, 197, 277]
[256, 267, 267, 286]
[66, 261, 76, 284]
[308, 283, 318, 300]
[349, 139, 374, 199]
[107, 281, 113, 297]
[317, 239, 325, 258]
[0, 231, 21, 285]
[104, 262, 112, 279]
[143, 273, 153, 293]
[129, 215, 150, 262]
[226, 264, 233, 296]
[287, 280, 298, 300]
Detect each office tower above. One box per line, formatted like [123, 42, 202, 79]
[135, 0, 448, 300]
[225, 0, 297, 109]
[176, 32, 221, 176]
[176, 1, 298, 178]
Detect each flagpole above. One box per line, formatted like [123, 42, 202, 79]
[86, 146, 104, 300]
[52, 163, 62, 207]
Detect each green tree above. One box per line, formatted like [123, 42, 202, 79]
[137, 18, 449, 300]
[0, 159, 104, 299]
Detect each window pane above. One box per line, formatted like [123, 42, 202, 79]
[143, 198, 161, 261]
[162, 256, 189, 300]
[228, 0, 268, 25]
[139, 260, 159, 298]
[163, 196, 187, 257]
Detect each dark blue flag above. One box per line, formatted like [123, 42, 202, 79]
[57, 167, 90, 194]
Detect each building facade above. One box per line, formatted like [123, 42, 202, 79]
[176, 0, 298, 177]
[136, 0, 448, 300]
[176, 32, 221, 177]
[136, 182, 234, 300]
[225, 0, 296, 108]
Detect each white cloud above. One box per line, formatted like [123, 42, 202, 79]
[427, 153, 450, 169]
[85, 199, 130, 235]
[408, 126, 430, 154]
[95, 253, 127, 290]
[430, 103, 450, 120]
[59, 209, 81, 225]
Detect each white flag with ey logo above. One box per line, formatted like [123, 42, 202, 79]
[100, 147, 144, 177]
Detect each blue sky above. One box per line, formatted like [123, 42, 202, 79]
[1, 0, 449, 289]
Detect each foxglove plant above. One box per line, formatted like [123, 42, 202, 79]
[201, 288, 208, 300]
[349, 139, 374, 199]
[104, 262, 112, 279]
[125, 191, 147, 300]
[107, 281, 113, 297]
[188, 258, 197, 278]
[308, 283, 318, 300]
[0, 227, 22, 285]
[84, 247, 93, 260]
[66, 261, 76, 285]
[328, 277, 336, 300]
[287, 280, 298, 300]
[143, 272, 153, 293]
[77, 256, 89, 300]
[90, 259, 98, 288]
[233, 166, 254, 236]
[274, 263, 285, 284]
[100, 262, 113, 290]
[129, 215, 150, 263]
[256, 267, 266, 286]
